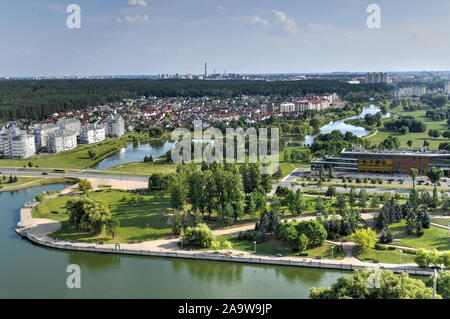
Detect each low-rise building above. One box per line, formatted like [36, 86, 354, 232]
[311, 145, 450, 176]
[80, 123, 105, 144]
[104, 115, 125, 137]
[0, 126, 36, 159]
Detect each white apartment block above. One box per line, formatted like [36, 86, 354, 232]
[0, 126, 36, 159]
[104, 116, 125, 137]
[30, 123, 60, 151]
[46, 130, 77, 153]
[445, 82, 450, 95]
[80, 123, 105, 144]
[57, 118, 81, 136]
[394, 86, 427, 98]
[279, 102, 296, 113]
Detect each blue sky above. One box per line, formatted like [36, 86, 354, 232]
[2, 0, 450, 76]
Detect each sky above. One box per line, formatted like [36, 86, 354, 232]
[1, 0, 450, 77]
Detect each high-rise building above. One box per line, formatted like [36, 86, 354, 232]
[46, 130, 77, 153]
[29, 123, 60, 151]
[445, 82, 450, 94]
[0, 125, 36, 159]
[365, 72, 391, 84]
[104, 116, 125, 138]
[56, 118, 81, 136]
[80, 123, 105, 144]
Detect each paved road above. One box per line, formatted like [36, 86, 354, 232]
[0, 168, 149, 182]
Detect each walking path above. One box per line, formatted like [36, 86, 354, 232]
[15, 184, 439, 276]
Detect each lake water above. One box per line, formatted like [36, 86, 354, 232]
[0, 185, 347, 298]
[301, 104, 390, 146]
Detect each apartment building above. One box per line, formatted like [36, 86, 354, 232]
[46, 130, 78, 153]
[80, 123, 105, 144]
[0, 126, 36, 159]
[29, 123, 60, 151]
[104, 115, 125, 138]
[393, 86, 427, 98]
[445, 82, 450, 95]
[57, 118, 81, 136]
[365, 72, 392, 84]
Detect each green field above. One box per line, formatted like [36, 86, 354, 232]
[354, 247, 416, 264]
[215, 235, 345, 259]
[368, 104, 450, 149]
[32, 189, 173, 243]
[106, 158, 178, 175]
[0, 176, 75, 192]
[388, 221, 450, 251]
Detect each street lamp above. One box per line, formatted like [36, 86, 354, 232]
[146, 223, 149, 241]
[253, 241, 257, 253]
[331, 245, 334, 258]
[180, 236, 183, 248]
[399, 250, 403, 263]
[433, 269, 438, 299]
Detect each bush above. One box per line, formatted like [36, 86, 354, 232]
[182, 223, 214, 248]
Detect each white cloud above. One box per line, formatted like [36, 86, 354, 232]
[116, 14, 150, 24]
[308, 23, 333, 32]
[249, 15, 270, 28]
[272, 10, 297, 35]
[127, 0, 148, 7]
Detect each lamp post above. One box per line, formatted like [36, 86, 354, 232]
[331, 245, 334, 258]
[433, 269, 438, 299]
[399, 250, 403, 263]
[146, 223, 149, 241]
[253, 241, 257, 254]
[180, 236, 183, 249]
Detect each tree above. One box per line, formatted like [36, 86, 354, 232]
[410, 168, 418, 189]
[310, 269, 440, 299]
[426, 271, 450, 299]
[88, 150, 96, 160]
[296, 220, 327, 248]
[351, 228, 377, 252]
[427, 166, 444, 187]
[181, 223, 214, 248]
[328, 167, 335, 179]
[78, 179, 93, 194]
[336, 194, 346, 213]
[431, 95, 448, 109]
[105, 219, 120, 239]
[407, 140, 413, 147]
[272, 166, 283, 182]
[415, 248, 441, 268]
[358, 189, 368, 210]
[67, 197, 111, 234]
[349, 187, 357, 209]
[326, 186, 337, 199]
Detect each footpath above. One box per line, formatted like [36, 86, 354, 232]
[15, 185, 439, 277]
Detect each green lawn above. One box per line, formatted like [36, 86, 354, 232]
[368, 104, 450, 149]
[432, 218, 450, 227]
[106, 158, 178, 175]
[0, 176, 40, 189]
[388, 220, 450, 251]
[354, 247, 416, 264]
[32, 189, 173, 243]
[214, 235, 344, 259]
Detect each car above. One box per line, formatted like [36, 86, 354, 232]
[387, 179, 394, 182]
[276, 254, 283, 257]
[437, 182, 442, 186]
[426, 182, 431, 185]
[41, 172, 48, 175]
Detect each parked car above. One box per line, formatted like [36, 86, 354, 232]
[41, 172, 48, 175]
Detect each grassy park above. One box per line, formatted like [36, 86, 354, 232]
[32, 189, 173, 243]
[368, 104, 450, 149]
[0, 176, 75, 192]
[214, 235, 345, 260]
[354, 246, 416, 264]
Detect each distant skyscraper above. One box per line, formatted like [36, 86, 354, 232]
[365, 72, 391, 84]
[204, 62, 207, 78]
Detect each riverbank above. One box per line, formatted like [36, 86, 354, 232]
[0, 177, 77, 193]
[16, 192, 436, 276]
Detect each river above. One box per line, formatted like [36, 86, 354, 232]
[89, 105, 388, 170]
[0, 185, 347, 298]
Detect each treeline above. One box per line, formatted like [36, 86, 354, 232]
[0, 79, 391, 121]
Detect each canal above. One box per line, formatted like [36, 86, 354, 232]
[0, 185, 347, 298]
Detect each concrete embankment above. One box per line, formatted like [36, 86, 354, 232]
[16, 198, 438, 277]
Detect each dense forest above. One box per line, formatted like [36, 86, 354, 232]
[0, 79, 391, 121]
